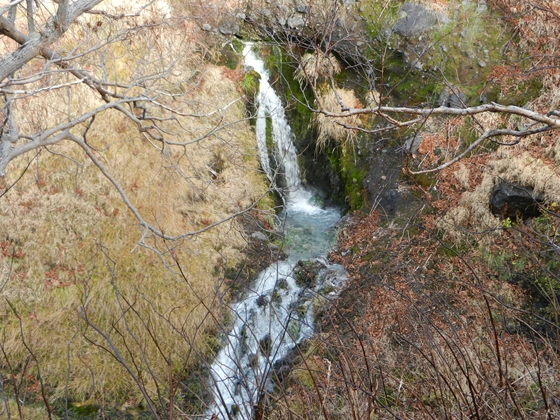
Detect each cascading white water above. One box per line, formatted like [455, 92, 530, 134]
[205, 44, 346, 420]
[246, 44, 301, 194]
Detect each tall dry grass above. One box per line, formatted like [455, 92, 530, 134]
[311, 88, 362, 149]
[294, 52, 342, 84]
[0, 1, 270, 415]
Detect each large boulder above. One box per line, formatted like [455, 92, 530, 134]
[392, 3, 437, 37]
[490, 182, 544, 220]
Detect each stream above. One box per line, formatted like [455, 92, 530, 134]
[205, 44, 347, 419]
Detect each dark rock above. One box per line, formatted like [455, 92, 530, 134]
[439, 89, 466, 108]
[276, 278, 289, 290]
[218, 21, 240, 36]
[248, 353, 258, 368]
[293, 260, 323, 286]
[362, 144, 406, 217]
[259, 334, 272, 357]
[490, 182, 544, 220]
[398, 134, 422, 154]
[392, 3, 437, 37]
[256, 295, 269, 307]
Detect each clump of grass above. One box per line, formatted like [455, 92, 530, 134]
[311, 88, 362, 150]
[365, 89, 381, 107]
[294, 52, 342, 84]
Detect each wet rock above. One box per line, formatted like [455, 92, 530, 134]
[310, 194, 325, 208]
[294, 260, 323, 286]
[317, 264, 348, 292]
[490, 182, 544, 220]
[276, 278, 289, 290]
[271, 342, 305, 382]
[398, 134, 423, 154]
[259, 334, 272, 357]
[248, 353, 258, 368]
[256, 295, 269, 307]
[393, 3, 437, 37]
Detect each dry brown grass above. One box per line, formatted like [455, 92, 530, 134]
[0, 3, 270, 413]
[311, 87, 362, 149]
[435, 129, 560, 240]
[270, 212, 560, 419]
[294, 52, 342, 84]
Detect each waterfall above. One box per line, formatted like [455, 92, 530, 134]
[244, 44, 301, 194]
[205, 44, 345, 420]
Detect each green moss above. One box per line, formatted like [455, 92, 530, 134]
[265, 115, 273, 154]
[264, 46, 314, 143]
[356, 0, 519, 107]
[328, 144, 365, 210]
[485, 77, 544, 106]
[241, 70, 261, 126]
[241, 70, 260, 97]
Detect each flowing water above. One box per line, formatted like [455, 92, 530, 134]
[205, 44, 346, 419]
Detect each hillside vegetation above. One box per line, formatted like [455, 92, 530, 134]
[1, 0, 559, 418]
[0, 0, 273, 417]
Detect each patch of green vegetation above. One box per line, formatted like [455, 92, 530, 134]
[424, 6, 508, 102]
[264, 46, 314, 145]
[359, 0, 402, 40]
[408, 171, 437, 191]
[241, 69, 261, 126]
[241, 70, 260, 97]
[230, 38, 245, 54]
[377, 387, 397, 408]
[328, 144, 365, 210]
[358, 0, 520, 106]
[67, 402, 100, 418]
[181, 366, 212, 415]
[485, 77, 544, 106]
[265, 115, 273, 154]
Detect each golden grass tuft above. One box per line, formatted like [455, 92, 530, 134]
[311, 88, 362, 149]
[294, 52, 342, 84]
[365, 89, 381, 107]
